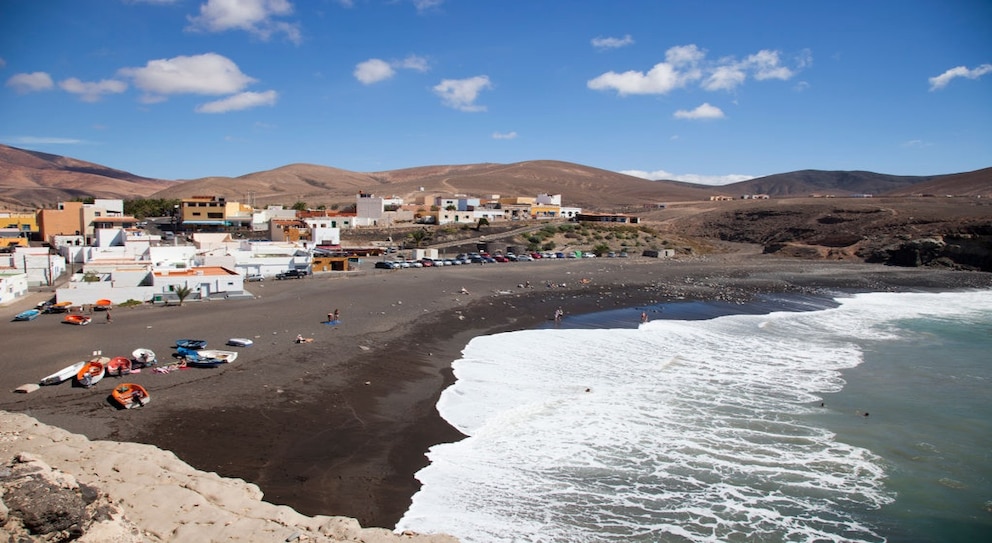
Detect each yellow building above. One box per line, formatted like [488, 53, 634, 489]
[180, 196, 253, 231]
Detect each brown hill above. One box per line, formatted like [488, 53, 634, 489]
[881, 166, 992, 197]
[722, 170, 935, 197]
[0, 144, 175, 210]
[150, 160, 719, 211]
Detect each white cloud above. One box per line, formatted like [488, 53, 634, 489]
[589, 44, 803, 96]
[120, 53, 256, 100]
[187, 0, 302, 44]
[492, 131, 517, 140]
[354, 59, 395, 84]
[746, 49, 793, 80]
[673, 102, 724, 120]
[621, 168, 754, 186]
[413, 0, 444, 13]
[195, 90, 278, 113]
[59, 77, 128, 102]
[702, 64, 746, 91]
[0, 58, 6, 68]
[587, 45, 704, 96]
[433, 75, 492, 112]
[399, 54, 429, 72]
[354, 55, 429, 85]
[928, 63, 992, 91]
[6, 136, 85, 145]
[901, 139, 933, 148]
[591, 34, 634, 50]
[6, 72, 55, 93]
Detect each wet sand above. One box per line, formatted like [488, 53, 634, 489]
[2, 251, 990, 529]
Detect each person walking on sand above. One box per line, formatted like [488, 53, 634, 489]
[640, 311, 648, 324]
[106, 310, 112, 324]
[333, 308, 340, 321]
[554, 307, 564, 323]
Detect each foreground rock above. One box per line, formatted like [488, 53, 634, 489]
[0, 411, 456, 543]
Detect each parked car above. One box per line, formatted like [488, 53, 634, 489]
[493, 255, 510, 263]
[276, 269, 308, 279]
[420, 259, 435, 267]
[517, 254, 534, 262]
[246, 274, 264, 282]
[374, 261, 397, 269]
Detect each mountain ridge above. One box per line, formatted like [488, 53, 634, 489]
[1, 144, 989, 211]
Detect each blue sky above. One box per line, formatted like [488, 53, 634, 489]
[1, 0, 990, 185]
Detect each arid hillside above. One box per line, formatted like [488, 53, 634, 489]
[0, 144, 174, 210]
[148, 160, 720, 210]
[651, 197, 992, 271]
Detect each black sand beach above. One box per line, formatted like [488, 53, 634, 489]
[2, 251, 990, 528]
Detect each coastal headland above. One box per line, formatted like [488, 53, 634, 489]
[2, 249, 991, 540]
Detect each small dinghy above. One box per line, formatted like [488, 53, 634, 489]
[106, 356, 132, 376]
[14, 309, 41, 321]
[132, 348, 157, 368]
[40, 361, 86, 386]
[176, 339, 207, 350]
[111, 383, 150, 409]
[76, 357, 108, 387]
[63, 314, 92, 325]
[226, 337, 254, 347]
[94, 299, 112, 310]
[195, 350, 238, 363]
[48, 301, 73, 313]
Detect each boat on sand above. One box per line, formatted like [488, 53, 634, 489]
[76, 357, 108, 387]
[63, 314, 92, 325]
[13, 309, 41, 321]
[94, 299, 112, 310]
[47, 301, 73, 313]
[40, 361, 86, 386]
[132, 348, 156, 367]
[111, 383, 150, 408]
[178, 347, 235, 367]
[195, 350, 238, 363]
[176, 339, 207, 350]
[106, 356, 132, 376]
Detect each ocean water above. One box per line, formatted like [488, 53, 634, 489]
[395, 290, 992, 543]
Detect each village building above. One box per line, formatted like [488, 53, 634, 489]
[0, 270, 29, 305]
[179, 196, 252, 232]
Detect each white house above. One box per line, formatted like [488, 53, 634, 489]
[252, 206, 298, 231]
[0, 270, 29, 305]
[1, 247, 66, 287]
[302, 218, 341, 246]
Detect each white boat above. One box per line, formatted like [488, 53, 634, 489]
[75, 357, 109, 388]
[226, 337, 253, 347]
[39, 361, 86, 386]
[132, 348, 157, 367]
[195, 350, 238, 363]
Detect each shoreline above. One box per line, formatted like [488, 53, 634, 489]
[2, 252, 991, 531]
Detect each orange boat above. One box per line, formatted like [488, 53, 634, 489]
[111, 383, 150, 409]
[63, 314, 92, 326]
[75, 357, 107, 387]
[106, 356, 132, 376]
[95, 299, 113, 310]
[49, 301, 73, 313]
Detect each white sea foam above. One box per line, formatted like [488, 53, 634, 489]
[397, 290, 992, 542]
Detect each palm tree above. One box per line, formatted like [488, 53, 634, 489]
[407, 228, 433, 248]
[174, 283, 193, 306]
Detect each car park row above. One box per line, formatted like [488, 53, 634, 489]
[373, 250, 628, 269]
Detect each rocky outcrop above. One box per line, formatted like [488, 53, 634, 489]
[0, 411, 456, 543]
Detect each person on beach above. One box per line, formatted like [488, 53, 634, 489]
[333, 308, 340, 321]
[554, 307, 564, 322]
[106, 310, 112, 324]
[640, 311, 648, 323]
